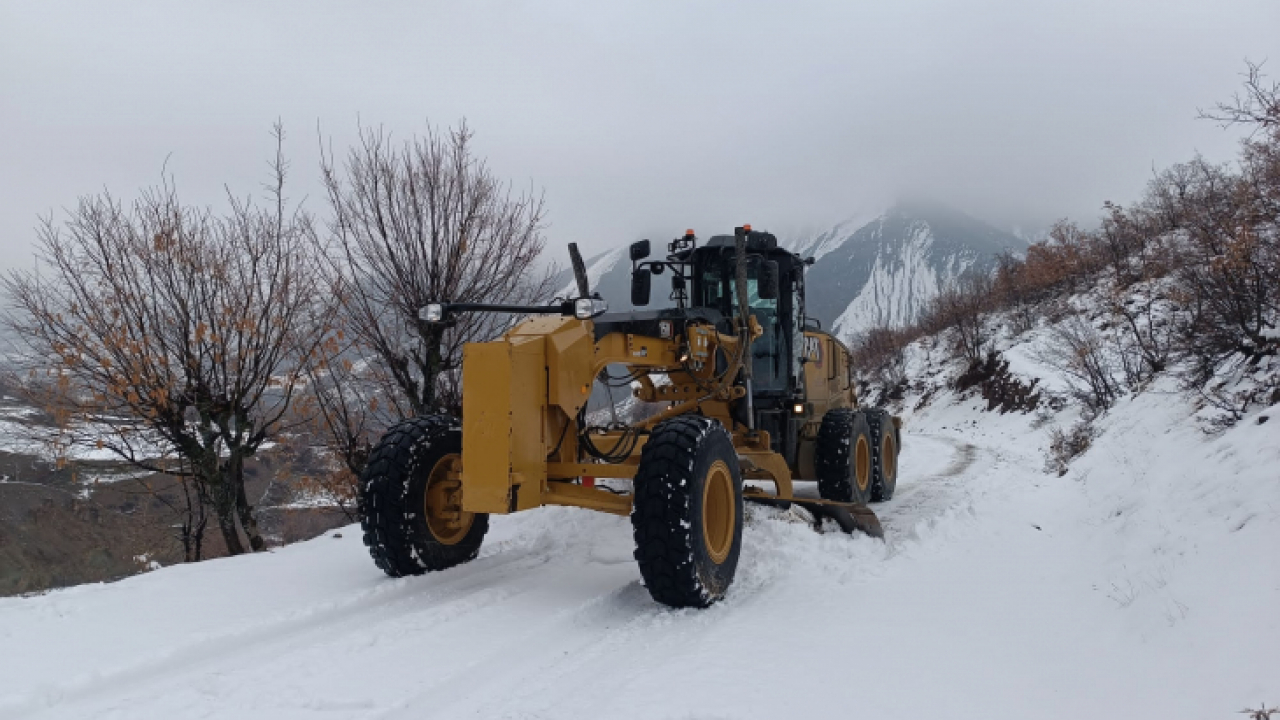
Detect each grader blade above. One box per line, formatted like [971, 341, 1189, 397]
[810, 502, 884, 539]
[742, 491, 885, 539]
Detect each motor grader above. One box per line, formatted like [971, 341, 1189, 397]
[359, 226, 902, 608]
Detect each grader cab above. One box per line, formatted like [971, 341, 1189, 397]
[359, 226, 902, 608]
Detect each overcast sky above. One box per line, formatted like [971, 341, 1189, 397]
[2, 1, 1277, 267]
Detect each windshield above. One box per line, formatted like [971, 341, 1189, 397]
[696, 255, 786, 392]
[697, 260, 773, 310]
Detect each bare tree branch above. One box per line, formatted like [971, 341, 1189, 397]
[3, 126, 328, 555]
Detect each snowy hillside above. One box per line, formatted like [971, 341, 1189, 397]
[2, 316, 1276, 718]
[558, 200, 1022, 338]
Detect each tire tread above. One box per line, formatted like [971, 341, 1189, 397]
[631, 415, 736, 608]
[359, 415, 488, 577]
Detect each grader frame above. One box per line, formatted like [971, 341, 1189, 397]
[360, 226, 899, 608]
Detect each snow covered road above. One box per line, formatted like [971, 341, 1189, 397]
[2, 393, 1275, 719]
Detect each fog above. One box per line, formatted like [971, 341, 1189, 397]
[2, 1, 1277, 267]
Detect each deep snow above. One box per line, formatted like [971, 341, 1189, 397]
[1, 366, 1276, 718]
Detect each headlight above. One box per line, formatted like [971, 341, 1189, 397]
[418, 303, 444, 323]
[573, 298, 609, 319]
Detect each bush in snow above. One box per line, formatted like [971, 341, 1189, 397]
[953, 351, 1041, 414]
[1034, 316, 1122, 413]
[849, 326, 910, 386]
[920, 270, 996, 364]
[1045, 421, 1095, 476]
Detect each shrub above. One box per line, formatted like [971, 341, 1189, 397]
[1035, 316, 1122, 413]
[953, 351, 1041, 413]
[1046, 421, 1095, 476]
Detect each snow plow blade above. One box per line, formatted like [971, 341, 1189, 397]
[744, 493, 885, 539]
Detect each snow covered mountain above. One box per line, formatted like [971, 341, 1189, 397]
[797, 200, 1023, 337]
[556, 200, 1023, 339]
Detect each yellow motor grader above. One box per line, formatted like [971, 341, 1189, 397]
[359, 226, 901, 607]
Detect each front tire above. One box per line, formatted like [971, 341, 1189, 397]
[631, 416, 744, 608]
[360, 415, 489, 577]
[815, 409, 874, 505]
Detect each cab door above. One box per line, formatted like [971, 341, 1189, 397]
[801, 331, 841, 414]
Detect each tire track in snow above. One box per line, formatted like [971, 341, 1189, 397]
[13, 516, 653, 720]
[936, 439, 977, 477]
[4, 549, 554, 719]
[13, 433, 992, 720]
[367, 581, 664, 720]
[876, 432, 983, 538]
[407, 433, 993, 719]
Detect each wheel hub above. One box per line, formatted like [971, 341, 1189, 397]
[855, 436, 871, 492]
[702, 460, 735, 564]
[424, 453, 473, 545]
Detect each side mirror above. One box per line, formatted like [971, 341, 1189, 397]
[630, 240, 651, 262]
[759, 260, 780, 300]
[631, 268, 652, 306]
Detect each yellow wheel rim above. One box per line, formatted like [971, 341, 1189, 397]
[424, 453, 473, 546]
[855, 436, 871, 492]
[882, 432, 897, 483]
[702, 460, 735, 564]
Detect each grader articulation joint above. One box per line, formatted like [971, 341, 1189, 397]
[359, 227, 902, 608]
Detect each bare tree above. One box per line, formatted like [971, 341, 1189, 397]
[128, 467, 211, 562]
[1199, 60, 1280, 134]
[313, 121, 553, 476]
[848, 326, 910, 385]
[991, 250, 1040, 335]
[1163, 156, 1278, 382]
[1035, 315, 1121, 413]
[1108, 286, 1173, 385]
[3, 127, 327, 555]
[922, 270, 995, 363]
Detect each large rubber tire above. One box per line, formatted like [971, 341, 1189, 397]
[631, 415, 744, 608]
[815, 409, 874, 506]
[866, 409, 900, 502]
[360, 415, 489, 577]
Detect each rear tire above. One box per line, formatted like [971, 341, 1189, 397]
[815, 409, 874, 505]
[631, 416, 744, 608]
[360, 415, 489, 577]
[866, 410, 899, 502]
